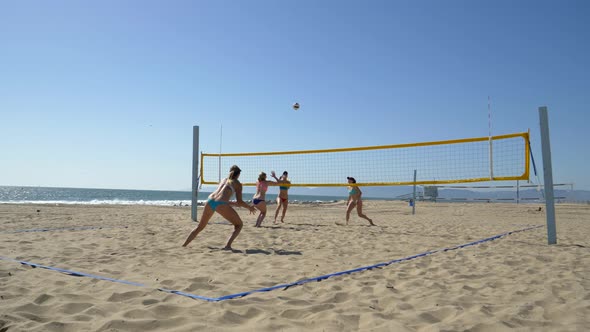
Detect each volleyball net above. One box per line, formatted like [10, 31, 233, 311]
[200, 132, 530, 187]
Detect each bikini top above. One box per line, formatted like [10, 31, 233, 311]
[257, 181, 268, 192]
[222, 178, 236, 196]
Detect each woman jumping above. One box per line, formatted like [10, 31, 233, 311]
[346, 176, 375, 226]
[272, 171, 291, 224]
[182, 165, 256, 250]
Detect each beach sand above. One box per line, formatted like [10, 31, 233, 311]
[1, 201, 589, 331]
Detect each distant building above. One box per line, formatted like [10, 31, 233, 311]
[424, 186, 438, 201]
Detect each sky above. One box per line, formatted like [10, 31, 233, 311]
[1, 0, 589, 191]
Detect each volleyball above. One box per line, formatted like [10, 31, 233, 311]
[292, 102, 300, 111]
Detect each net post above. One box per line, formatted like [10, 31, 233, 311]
[539, 107, 557, 244]
[412, 169, 417, 215]
[191, 126, 200, 222]
[516, 180, 520, 204]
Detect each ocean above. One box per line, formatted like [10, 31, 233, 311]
[0, 186, 349, 206]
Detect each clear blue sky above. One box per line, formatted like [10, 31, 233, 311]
[1, 0, 589, 191]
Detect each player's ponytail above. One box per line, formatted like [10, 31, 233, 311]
[229, 165, 241, 180]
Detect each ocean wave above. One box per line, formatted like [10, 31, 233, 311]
[0, 198, 341, 206]
[0, 200, 197, 206]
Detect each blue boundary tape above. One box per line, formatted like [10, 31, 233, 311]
[0, 225, 543, 302]
[0, 257, 145, 286]
[0, 225, 128, 234]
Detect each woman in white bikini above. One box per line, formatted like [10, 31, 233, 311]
[182, 165, 256, 249]
[346, 177, 375, 226]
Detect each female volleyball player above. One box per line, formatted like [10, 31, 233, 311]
[272, 171, 291, 224]
[252, 171, 281, 227]
[182, 165, 256, 250]
[346, 177, 375, 226]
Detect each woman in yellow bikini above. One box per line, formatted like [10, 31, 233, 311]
[272, 171, 291, 224]
[252, 171, 281, 227]
[182, 165, 256, 250]
[346, 176, 375, 226]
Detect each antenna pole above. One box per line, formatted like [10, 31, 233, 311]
[218, 124, 223, 182]
[191, 126, 200, 222]
[488, 96, 494, 180]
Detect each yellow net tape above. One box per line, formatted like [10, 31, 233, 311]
[201, 132, 529, 187]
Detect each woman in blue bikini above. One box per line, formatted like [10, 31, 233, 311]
[252, 171, 281, 227]
[272, 171, 291, 224]
[182, 165, 256, 249]
[346, 177, 375, 226]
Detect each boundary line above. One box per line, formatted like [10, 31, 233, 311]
[0, 225, 129, 234]
[0, 225, 543, 302]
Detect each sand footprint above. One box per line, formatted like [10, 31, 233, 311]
[122, 308, 154, 319]
[107, 291, 145, 302]
[142, 299, 159, 306]
[218, 307, 263, 324]
[59, 302, 94, 315]
[328, 291, 351, 303]
[33, 293, 54, 305]
[418, 307, 458, 324]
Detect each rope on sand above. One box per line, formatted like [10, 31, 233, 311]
[0, 225, 543, 302]
[0, 225, 128, 234]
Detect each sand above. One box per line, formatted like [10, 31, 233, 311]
[0, 201, 589, 331]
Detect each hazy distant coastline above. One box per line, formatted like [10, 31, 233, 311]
[1, 185, 589, 206]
